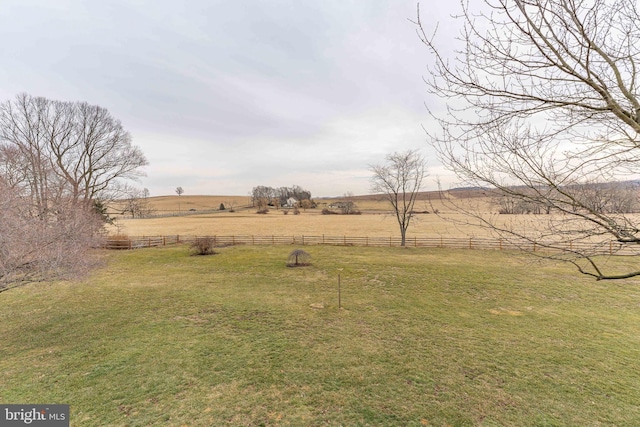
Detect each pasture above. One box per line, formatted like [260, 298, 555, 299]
[2, 245, 640, 426]
[110, 194, 503, 238]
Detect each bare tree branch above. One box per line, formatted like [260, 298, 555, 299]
[416, 0, 640, 279]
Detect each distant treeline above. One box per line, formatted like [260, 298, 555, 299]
[250, 185, 312, 207]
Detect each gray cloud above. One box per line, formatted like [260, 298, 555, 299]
[0, 0, 456, 196]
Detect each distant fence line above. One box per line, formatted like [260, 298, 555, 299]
[102, 234, 637, 256]
[112, 206, 253, 220]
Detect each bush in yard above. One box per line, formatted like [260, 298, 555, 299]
[191, 237, 217, 256]
[287, 249, 311, 267]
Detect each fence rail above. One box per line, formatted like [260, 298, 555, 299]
[102, 234, 639, 256]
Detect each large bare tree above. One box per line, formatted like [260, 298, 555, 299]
[0, 179, 103, 293]
[0, 93, 147, 207]
[416, 0, 640, 280]
[0, 94, 147, 290]
[371, 150, 426, 246]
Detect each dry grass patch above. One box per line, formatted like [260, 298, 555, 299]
[108, 193, 546, 239]
[111, 210, 502, 238]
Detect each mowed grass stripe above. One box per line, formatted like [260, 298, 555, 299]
[1, 245, 639, 426]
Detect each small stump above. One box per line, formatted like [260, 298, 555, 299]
[287, 249, 311, 267]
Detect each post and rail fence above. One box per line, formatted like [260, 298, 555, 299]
[102, 234, 637, 256]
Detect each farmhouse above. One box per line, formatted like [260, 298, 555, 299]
[284, 197, 298, 208]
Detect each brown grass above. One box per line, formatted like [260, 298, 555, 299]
[107, 194, 515, 238]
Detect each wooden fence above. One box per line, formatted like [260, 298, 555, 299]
[102, 234, 639, 256]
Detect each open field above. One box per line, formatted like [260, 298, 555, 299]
[2, 245, 640, 425]
[128, 195, 254, 213]
[112, 211, 483, 238]
[109, 194, 500, 238]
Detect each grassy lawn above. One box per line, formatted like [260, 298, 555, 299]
[1, 245, 639, 426]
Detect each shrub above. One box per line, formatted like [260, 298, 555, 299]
[256, 208, 269, 214]
[321, 208, 337, 215]
[293, 207, 300, 215]
[287, 249, 311, 267]
[191, 237, 217, 256]
[219, 203, 225, 210]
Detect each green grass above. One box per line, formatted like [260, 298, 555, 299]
[2, 245, 640, 426]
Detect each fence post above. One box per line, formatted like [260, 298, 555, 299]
[344, 236, 347, 246]
[469, 238, 472, 249]
[302, 235, 305, 245]
[232, 235, 235, 245]
[610, 241, 613, 255]
[390, 236, 392, 247]
[163, 236, 166, 246]
[272, 235, 275, 244]
[177, 235, 180, 244]
[252, 235, 254, 245]
[323, 234, 325, 244]
[366, 236, 368, 247]
[128, 239, 132, 250]
[499, 239, 502, 250]
[533, 242, 536, 252]
[415, 236, 417, 247]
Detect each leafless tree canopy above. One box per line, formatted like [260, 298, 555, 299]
[0, 180, 103, 292]
[371, 150, 426, 246]
[0, 94, 148, 207]
[416, 0, 640, 279]
[0, 93, 148, 290]
[122, 186, 154, 218]
[250, 185, 312, 208]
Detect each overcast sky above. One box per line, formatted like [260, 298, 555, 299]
[0, 0, 457, 197]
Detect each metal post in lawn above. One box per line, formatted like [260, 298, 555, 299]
[338, 269, 343, 309]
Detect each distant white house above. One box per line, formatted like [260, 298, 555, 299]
[285, 197, 298, 208]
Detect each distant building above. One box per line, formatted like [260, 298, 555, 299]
[285, 197, 298, 208]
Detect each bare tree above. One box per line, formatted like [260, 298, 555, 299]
[251, 185, 274, 208]
[340, 192, 359, 215]
[0, 94, 147, 290]
[0, 94, 147, 207]
[416, 0, 640, 280]
[299, 199, 313, 211]
[252, 185, 312, 208]
[121, 186, 154, 218]
[175, 186, 184, 196]
[370, 150, 426, 246]
[0, 180, 103, 293]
